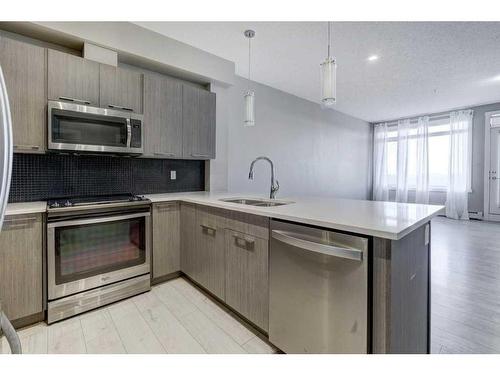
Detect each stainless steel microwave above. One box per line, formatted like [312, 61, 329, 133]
[48, 100, 143, 154]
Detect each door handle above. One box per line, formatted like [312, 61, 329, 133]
[155, 202, 177, 210]
[4, 216, 38, 222]
[272, 230, 363, 261]
[200, 224, 217, 235]
[232, 233, 255, 248]
[59, 96, 91, 105]
[191, 153, 210, 158]
[108, 104, 134, 112]
[14, 144, 40, 151]
[126, 118, 132, 148]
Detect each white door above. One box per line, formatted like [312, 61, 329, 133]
[489, 118, 500, 215]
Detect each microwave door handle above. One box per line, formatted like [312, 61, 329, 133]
[126, 118, 132, 148]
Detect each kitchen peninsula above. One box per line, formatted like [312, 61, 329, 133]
[5, 192, 442, 354]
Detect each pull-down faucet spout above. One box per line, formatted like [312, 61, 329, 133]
[248, 156, 280, 199]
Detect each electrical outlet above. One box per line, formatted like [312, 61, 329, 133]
[170, 170, 176, 180]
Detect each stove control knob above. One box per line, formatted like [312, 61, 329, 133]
[64, 200, 72, 207]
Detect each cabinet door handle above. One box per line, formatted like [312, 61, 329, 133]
[4, 216, 38, 223]
[14, 145, 40, 151]
[200, 224, 217, 234]
[232, 234, 255, 248]
[154, 152, 176, 157]
[3, 216, 37, 228]
[155, 203, 177, 210]
[191, 153, 210, 158]
[108, 104, 134, 112]
[59, 96, 91, 105]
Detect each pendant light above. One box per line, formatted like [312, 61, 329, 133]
[320, 22, 336, 107]
[244, 29, 255, 127]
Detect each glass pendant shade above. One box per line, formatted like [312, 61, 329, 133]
[244, 90, 255, 127]
[320, 56, 336, 107]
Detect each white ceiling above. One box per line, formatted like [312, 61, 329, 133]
[135, 22, 500, 122]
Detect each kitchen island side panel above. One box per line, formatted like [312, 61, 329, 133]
[372, 222, 431, 354]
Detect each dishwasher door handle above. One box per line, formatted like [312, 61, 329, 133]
[271, 230, 363, 261]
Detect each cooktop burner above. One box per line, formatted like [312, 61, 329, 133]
[47, 194, 148, 209]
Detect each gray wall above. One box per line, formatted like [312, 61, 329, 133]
[216, 76, 372, 200]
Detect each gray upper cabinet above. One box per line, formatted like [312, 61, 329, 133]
[48, 49, 100, 106]
[143, 73, 183, 157]
[0, 36, 46, 153]
[0, 214, 43, 323]
[99, 64, 143, 113]
[182, 85, 216, 159]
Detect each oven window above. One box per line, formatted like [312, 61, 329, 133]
[54, 216, 146, 285]
[51, 109, 128, 147]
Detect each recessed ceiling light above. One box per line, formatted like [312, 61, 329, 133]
[493, 75, 500, 82]
[367, 55, 379, 62]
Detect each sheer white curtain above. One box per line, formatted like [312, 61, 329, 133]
[415, 116, 430, 204]
[446, 110, 473, 220]
[395, 119, 410, 202]
[373, 123, 389, 201]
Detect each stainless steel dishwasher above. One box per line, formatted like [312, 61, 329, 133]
[269, 220, 369, 354]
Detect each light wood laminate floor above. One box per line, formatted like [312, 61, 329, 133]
[1, 277, 277, 354]
[3, 216, 499, 354]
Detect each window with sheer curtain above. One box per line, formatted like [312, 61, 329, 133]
[373, 110, 473, 218]
[384, 116, 472, 192]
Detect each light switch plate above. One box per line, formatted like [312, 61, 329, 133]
[170, 170, 176, 180]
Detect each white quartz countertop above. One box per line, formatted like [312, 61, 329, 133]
[145, 192, 444, 240]
[5, 201, 47, 216]
[4, 193, 444, 239]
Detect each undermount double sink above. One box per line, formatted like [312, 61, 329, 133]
[219, 197, 293, 207]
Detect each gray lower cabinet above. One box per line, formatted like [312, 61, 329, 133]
[193, 206, 225, 299]
[182, 85, 216, 159]
[99, 64, 143, 113]
[143, 73, 183, 157]
[0, 36, 46, 153]
[181, 204, 225, 300]
[0, 214, 43, 323]
[180, 203, 199, 280]
[178, 203, 269, 330]
[47, 49, 100, 106]
[152, 202, 180, 279]
[225, 229, 269, 331]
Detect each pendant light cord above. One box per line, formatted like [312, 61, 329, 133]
[248, 36, 251, 90]
[327, 21, 331, 58]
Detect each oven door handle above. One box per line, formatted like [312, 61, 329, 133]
[47, 212, 150, 228]
[126, 118, 132, 148]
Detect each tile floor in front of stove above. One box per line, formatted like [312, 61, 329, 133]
[1, 277, 277, 354]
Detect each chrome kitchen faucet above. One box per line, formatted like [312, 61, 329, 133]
[248, 156, 280, 199]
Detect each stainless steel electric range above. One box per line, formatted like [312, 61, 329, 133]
[46, 194, 151, 323]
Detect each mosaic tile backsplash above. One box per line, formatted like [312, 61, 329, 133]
[9, 153, 205, 202]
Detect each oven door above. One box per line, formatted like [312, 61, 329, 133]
[47, 101, 142, 154]
[47, 211, 151, 300]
